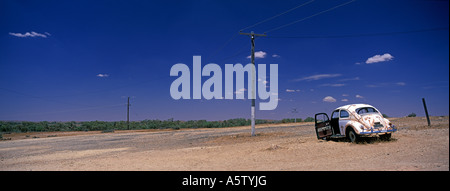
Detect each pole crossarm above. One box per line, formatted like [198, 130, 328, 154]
[239, 32, 267, 37]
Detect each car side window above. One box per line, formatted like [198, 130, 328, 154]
[340, 110, 349, 118]
[316, 114, 329, 123]
[331, 110, 339, 119]
[357, 108, 367, 114]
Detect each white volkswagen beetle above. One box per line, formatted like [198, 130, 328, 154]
[314, 104, 397, 143]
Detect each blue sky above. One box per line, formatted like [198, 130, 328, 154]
[0, 0, 448, 121]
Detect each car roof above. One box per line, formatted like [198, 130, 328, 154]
[334, 104, 376, 111]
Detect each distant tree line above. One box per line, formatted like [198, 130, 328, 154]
[280, 117, 314, 123]
[0, 117, 316, 133]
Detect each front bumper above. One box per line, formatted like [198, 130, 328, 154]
[359, 125, 397, 135]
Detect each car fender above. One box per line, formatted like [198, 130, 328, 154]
[346, 120, 364, 135]
[384, 118, 392, 127]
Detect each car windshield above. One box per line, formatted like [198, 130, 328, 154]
[356, 107, 379, 115]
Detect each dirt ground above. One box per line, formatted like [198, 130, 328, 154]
[0, 116, 448, 171]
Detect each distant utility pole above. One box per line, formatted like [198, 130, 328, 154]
[291, 108, 299, 123]
[239, 31, 267, 136]
[127, 96, 130, 130]
[422, 98, 431, 126]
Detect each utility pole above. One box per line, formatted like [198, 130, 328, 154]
[239, 31, 266, 136]
[422, 98, 431, 126]
[127, 96, 130, 130]
[291, 108, 299, 123]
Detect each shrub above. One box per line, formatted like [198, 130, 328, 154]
[407, 113, 416, 117]
[0, 118, 306, 133]
[304, 117, 314, 122]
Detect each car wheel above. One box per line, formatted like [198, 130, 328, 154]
[347, 128, 359, 143]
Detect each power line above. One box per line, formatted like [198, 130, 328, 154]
[210, 1, 315, 64]
[217, 42, 249, 63]
[239, 0, 315, 32]
[266, 27, 449, 39]
[205, 33, 239, 61]
[264, 0, 356, 33]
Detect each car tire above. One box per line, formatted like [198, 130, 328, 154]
[347, 128, 359, 143]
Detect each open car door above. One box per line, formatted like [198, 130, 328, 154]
[315, 113, 333, 139]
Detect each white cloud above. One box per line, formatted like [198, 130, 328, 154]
[342, 94, 349, 97]
[258, 78, 268, 84]
[339, 77, 360, 81]
[247, 51, 267, 59]
[356, 94, 364, 99]
[320, 83, 346, 87]
[366, 53, 394, 64]
[396, 82, 406, 86]
[272, 54, 280, 58]
[295, 74, 342, 81]
[9, 31, 50, 38]
[341, 99, 349, 102]
[234, 88, 247, 94]
[286, 89, 296, 92]
[96, 74, 109, 78]
[323, 96, 336, 103]
[367, 82, 406, 88]
[286, 89, 300, 92]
